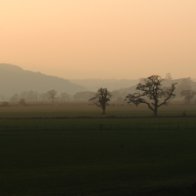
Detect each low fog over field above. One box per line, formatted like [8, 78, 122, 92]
[0, 64, 196, 106]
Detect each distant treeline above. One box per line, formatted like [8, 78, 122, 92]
[0, 76, 196, 106]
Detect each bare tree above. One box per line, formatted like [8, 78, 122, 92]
[181, 90, 196, 104]
[89, 88, 111, 115]
[125, 75, 177, 117]
[74, 91, 96, 103]
[46, 89, 57, 104]
[10, 94, 19, 104]
[60, 92, 70, 103]
[20, 91, 38, 104]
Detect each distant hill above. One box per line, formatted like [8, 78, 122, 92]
[1, 64, 195, 104]
[0, 64, 84, 98]
[71, 79, 138, 91]
[70, 78, 196, 103]
[111, 77, 196, 103]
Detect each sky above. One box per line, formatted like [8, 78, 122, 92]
[0, 0, 196, 79]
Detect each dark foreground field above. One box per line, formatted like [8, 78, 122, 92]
[1, 104, 196, 195]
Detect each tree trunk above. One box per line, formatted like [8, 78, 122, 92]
[153, 107, 158, 117]
[51, 98, 54, 104]
[102, 105, 106, 115]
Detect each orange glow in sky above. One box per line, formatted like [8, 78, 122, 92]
[0, 0, 196, 79]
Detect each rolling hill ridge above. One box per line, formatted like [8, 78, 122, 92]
[0, 64, 84, 97]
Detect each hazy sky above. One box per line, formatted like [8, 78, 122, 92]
[0, 0, 196, 79]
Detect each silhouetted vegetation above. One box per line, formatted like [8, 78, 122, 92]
[46, 89, 57, 104]
[73, 91, 95, 102]
[126, 75, 177, 117]
[181, 90, 196, 104]
[89, 88, 111, 114]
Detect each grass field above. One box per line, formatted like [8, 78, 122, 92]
[1, 104, 196, 195]
[1, 103, 196, 117]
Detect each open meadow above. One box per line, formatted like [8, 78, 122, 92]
[1, 104, 196, 195]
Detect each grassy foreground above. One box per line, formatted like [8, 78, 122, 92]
[0, 105, 196, 195]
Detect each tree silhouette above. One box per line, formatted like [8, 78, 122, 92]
[89, 88, 111, 115]
[125, 75, 177, 117]
[181, 90, 196, 104]
[60, 92, 70, 103]
[46, 89, 57, 104]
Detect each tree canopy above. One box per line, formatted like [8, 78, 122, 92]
[126, 75, 177, 116]
[89, 88, 111, 114]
